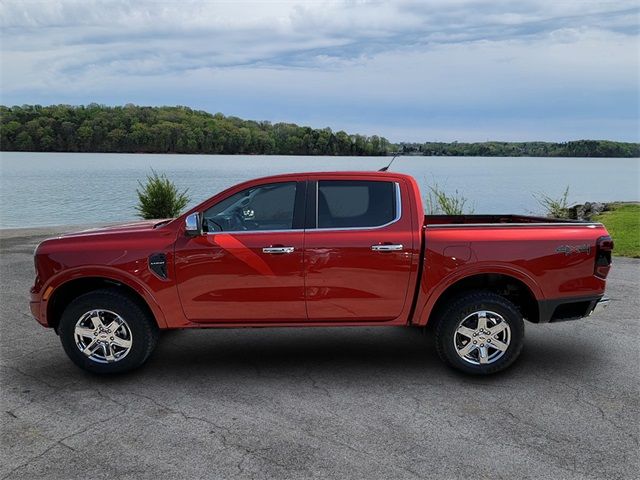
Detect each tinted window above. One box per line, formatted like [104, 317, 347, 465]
[203, 182, 296, 232]
[317, 180, 396, 228]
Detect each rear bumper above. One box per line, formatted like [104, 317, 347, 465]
[538, 295, 608, 323]
[590, 297, 610, 316]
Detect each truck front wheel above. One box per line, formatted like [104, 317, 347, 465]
[434, 291, 525, 375]
[58, 289, 159, 374]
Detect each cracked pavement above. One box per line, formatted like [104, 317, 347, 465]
[1, 229, 639, 479]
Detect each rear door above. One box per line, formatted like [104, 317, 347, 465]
[304, 176, 416, 322]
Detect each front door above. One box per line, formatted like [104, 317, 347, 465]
[304, 178, 415, 321]
[174, 181, 307, 323]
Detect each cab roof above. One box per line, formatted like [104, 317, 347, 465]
[245, 170, 414, 183]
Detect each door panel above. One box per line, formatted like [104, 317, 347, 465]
[304, 230, 414, 321]
[174, 231, 305, 322]
[173, 180, 307, 323]
[304, 179, 415, 321]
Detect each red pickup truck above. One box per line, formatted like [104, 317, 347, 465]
[30, 171, 612, 375]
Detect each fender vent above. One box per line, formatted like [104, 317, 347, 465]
[148, 253, 168, 279]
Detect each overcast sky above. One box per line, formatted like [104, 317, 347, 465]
[1, 0, 638, 142]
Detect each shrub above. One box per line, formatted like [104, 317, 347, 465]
[136, 170, 190, 219]
[425, 183, 474, 215]
[534, 186, 570, 219]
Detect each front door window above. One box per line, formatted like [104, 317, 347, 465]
[203, 182, 297, 232]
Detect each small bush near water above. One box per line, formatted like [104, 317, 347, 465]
[136, 170, 190, 219]
[534, 186, 571, 219]
[425, 183, 474, 215]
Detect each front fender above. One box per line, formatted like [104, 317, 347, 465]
[40, 266, 168, 329]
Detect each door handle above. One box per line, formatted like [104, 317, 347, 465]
[262, 246, 295, 254]
[371, 244, 403, 252]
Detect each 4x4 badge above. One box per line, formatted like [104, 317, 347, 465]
[556, 244, 591, 255]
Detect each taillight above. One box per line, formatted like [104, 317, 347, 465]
[594, 235, 613, 278]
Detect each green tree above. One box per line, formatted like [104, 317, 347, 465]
[14, 131, 34, 150]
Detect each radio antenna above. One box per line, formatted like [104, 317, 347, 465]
[378, 152, 401, 172]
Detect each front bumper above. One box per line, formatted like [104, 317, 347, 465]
[30, 300, 48, 327]
[30, 283, 49, 327]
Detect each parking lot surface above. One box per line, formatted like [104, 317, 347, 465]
[1, 229, 639, 479]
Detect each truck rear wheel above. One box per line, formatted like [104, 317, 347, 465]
[58, 289, 159, 374]
[434, 291, 524, 375]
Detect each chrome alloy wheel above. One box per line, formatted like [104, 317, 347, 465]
[453, 310, 511, 365]
[73, 309, 133, 363]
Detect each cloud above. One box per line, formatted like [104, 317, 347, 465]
[1, 0, 638, 141]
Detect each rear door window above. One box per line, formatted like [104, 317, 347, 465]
[317, 180, 396, 228]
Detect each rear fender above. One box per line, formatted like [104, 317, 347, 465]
[415, 263, 544, 326]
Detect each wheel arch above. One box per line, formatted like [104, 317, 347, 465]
[46, 276, 166, 331]
[421, 272, 541, 327]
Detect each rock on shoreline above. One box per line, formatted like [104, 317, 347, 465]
[567, 202, 608, 221]
[566, 201, 640, 221]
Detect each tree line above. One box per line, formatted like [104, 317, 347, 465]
[1, 104, 638, 157]
[0, 104, 391, 156]
[398, 140, 639, 158]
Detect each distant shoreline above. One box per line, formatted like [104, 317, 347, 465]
[2, 151, 639, 159]
[2, 105, 639, 158]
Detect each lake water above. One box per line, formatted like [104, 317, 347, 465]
[0, 152, 638, 229]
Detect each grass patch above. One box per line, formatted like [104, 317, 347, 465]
[594, 203, 640, 258]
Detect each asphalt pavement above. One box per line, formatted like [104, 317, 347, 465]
[1, 228, 638, 479]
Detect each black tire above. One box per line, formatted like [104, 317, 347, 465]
[58, 289, 159, 374]
[434, 291, 524, 375]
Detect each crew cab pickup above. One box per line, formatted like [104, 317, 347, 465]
[30, 171, 613, 374]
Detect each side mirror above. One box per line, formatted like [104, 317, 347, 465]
[184, 212, 202, 237]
